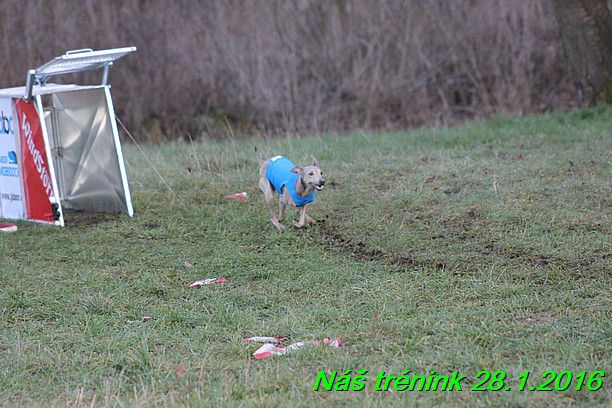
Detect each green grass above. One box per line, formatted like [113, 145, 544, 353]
[1, 105, 610, 407]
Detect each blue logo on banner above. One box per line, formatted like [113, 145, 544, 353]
[1, 110, 14, 135]
[8, 151, 17, 164]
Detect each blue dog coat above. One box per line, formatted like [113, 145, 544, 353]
[266, 156, 315, 207]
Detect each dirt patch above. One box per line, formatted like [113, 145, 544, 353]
[316, 221, 603, 274]
[476, 242, 600, 272]
[62, 210, 123, 228]
[315, 221, 446, 273]
[316, 228, 387, 262]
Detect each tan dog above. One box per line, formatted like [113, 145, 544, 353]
[257, 153, 325, 230]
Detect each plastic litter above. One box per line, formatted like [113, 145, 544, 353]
[0, 222, 17, 233]
[226, 192, 248, 200]
[241, 336, 286, 344]
[126, 316, 152, 324]
[189, 277, 226, 288]
[176, 362, 186, 380]
[251, 337, 341, 360]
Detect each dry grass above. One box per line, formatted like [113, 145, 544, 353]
[0, 0, 574, 140]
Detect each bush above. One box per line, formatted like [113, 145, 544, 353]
[0, 0, 575, 140]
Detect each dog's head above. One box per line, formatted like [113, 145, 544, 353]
[291, 156, 325, 191]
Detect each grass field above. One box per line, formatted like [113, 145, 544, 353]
[0, 105, 610, 407]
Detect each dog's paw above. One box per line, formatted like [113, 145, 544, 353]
[292, 219, 305, 228]
[272, 220, 286, 231]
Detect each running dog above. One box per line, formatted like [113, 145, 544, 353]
[257, 152, 325, 230]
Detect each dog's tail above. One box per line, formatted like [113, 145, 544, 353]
[255, 146, 263, 166]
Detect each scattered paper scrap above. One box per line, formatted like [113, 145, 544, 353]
[176, 362, 186, 380]
[253, 343, 296, 359]
[252, 337, 341, 360]
[226, 192, 248, 200]
[241, 336, 286, 344]
[189, 277, 226, 288]
[0, 222, 17, 233]
[312, 338, 342, 347]
[183, 261, 194, 269]
[126, 316, 152, 324]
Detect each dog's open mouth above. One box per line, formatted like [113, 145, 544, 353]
[311, 183, 324, 191]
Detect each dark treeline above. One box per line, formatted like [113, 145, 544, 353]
[1, 0, 576, 141]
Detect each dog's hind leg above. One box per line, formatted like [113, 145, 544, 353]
[259, 178, 285, 230]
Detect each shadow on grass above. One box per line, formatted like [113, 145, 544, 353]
[61, 209, 127, 229]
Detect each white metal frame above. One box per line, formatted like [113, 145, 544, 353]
[25, 46, 137, 103]
[34, 95, 64, 226]
[104, 86, 134, 217]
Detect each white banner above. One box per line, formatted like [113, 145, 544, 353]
[0, 97, 24, 219]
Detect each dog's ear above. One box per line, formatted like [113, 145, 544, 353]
[290, 166, 302, 174]
[311, 155, 319, 167]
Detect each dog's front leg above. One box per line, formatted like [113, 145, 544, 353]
[305, 214, 316, 225]
[278, 200, 287, 223]
[292, 205, 308, 228]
